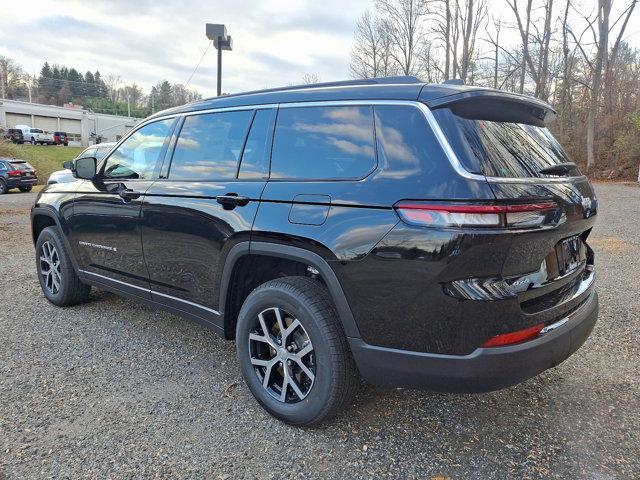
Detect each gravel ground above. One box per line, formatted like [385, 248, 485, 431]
[1, 184, 639, 480]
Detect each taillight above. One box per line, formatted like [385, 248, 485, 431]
[481, 323, 544, 347]
[7, 170, 21, 177]
[394, 201, 559, 229]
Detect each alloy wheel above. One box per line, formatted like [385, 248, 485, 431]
[40, 241, 62, 295]
[248, 307, 316, 403]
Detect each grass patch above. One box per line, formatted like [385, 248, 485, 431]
[0, 141, 83, 184]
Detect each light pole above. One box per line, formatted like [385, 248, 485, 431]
[206, 24, 233, 96]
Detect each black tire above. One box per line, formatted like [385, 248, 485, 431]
[0, 179, 7, 194]
[30, 137, 35, 145]
[35, 226, 91, 306]
[236, 276, 357, 426]
[19, 186, 32, 192]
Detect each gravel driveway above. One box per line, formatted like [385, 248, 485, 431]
[1, 184, 639, 479]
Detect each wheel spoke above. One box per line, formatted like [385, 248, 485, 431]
[263, 359, 277, 389]
[274, 308, 286, 338]
[279, 377, 289, 401]
[288, 374, 305, 400]
[281, 318, 301, 342]
[250, 357, 271, 367]
[295, 342, 313, 359]
[292, 357, 315, 382]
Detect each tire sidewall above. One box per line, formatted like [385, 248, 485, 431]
[236, 285, 336, 425]
[0, 180, 7, 194]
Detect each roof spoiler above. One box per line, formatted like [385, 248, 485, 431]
[420, 88, 556, 126]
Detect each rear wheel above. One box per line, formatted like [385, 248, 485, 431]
[236, 276, 357, 426]
[30, 137, 35, 145]
[36, 226, 91, 306]
[19, 186, 32, 192]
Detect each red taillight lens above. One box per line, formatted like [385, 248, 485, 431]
[482, 323, 544, 347]
[394, 201, 558, 228]
[7, 170, 21, 177]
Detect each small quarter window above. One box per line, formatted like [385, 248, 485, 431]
[238, 109, 276, 179]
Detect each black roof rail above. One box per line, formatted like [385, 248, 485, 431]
[201, 76, 424, 102]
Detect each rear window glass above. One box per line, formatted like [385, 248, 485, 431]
[10, 162, 33, 171]
[270, 106, 375, 180]
[433, 108, 580, 178]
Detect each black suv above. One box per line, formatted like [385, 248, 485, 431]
[3, 128, 24, 144]
[31, 78, 598, 426]
[1, 159, 38, 193]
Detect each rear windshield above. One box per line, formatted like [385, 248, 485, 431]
[10, 162, 33, 171]
[433, 108, 581, 178]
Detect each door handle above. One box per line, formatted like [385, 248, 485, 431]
[119, 188, 142, 201]
[216, 193, 250, 209]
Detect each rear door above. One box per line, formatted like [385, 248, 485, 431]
[68, 118, 176, 291]
[140, 108, 275, 320]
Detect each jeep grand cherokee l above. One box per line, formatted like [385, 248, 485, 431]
[31, 77, 598, 426]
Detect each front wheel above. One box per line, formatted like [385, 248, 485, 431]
[36, 226, 91, 306]
[236, 276, 357, 426]
[0, 180, 7, 194]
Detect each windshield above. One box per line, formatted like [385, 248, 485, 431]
[95, 147, 112, 160]
[433, 108, 581, 178]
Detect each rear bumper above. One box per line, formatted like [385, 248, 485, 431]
[349, 289, 598, 393]
[18, 178, 38, 187]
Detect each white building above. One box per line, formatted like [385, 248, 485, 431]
[0, 99, 142, 146]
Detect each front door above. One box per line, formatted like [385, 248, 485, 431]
[141, 108, 275, 320]
[68, 118, 176, 292]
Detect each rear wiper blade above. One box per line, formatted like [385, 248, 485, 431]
[538, 162, 576, 176]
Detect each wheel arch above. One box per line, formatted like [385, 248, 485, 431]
[219, 241, 361, 341]
[31, 206, 81, 273]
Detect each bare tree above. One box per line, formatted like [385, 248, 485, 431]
[104, 74, 123, 102]
[0, 55, 25, 99]
[350, 11, 397, 78]
[301, 73, 321, 84]
[456, 0, 488, 82]
[376, 0, 430, 76]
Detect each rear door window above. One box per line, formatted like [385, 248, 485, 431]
[168, 110, 253, 181]
[270, 106, 376, 180]
[433, 107, 581, 178]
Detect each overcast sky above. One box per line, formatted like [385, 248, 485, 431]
[0, 0, 638, 99]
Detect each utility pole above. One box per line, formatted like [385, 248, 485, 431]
[206, 24, 233, 96]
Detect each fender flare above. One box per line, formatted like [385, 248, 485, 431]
[31, 206, 82, 273]
[219, 241, 361, 339]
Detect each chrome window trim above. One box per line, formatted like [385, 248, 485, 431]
[140, 99, 585, 185]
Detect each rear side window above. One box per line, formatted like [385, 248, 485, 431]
[169, 110, 253, 181]
[433, 107, 580, 178]
[270, 106, 375, 180]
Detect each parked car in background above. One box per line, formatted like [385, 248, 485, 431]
[3, 128, 24, 144]
[0, 158, 38, 194]
[15, 125, 55, 145]
[53, 132, 68, 146]
[47, 142, 116, 185]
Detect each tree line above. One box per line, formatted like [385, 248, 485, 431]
[0, 57, 202, 118]
[350, 0, 639, 179]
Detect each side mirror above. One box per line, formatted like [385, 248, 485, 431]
[74, 157, 97, 180]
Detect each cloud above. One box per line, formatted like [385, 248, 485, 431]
[0, 0, 371, 97]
